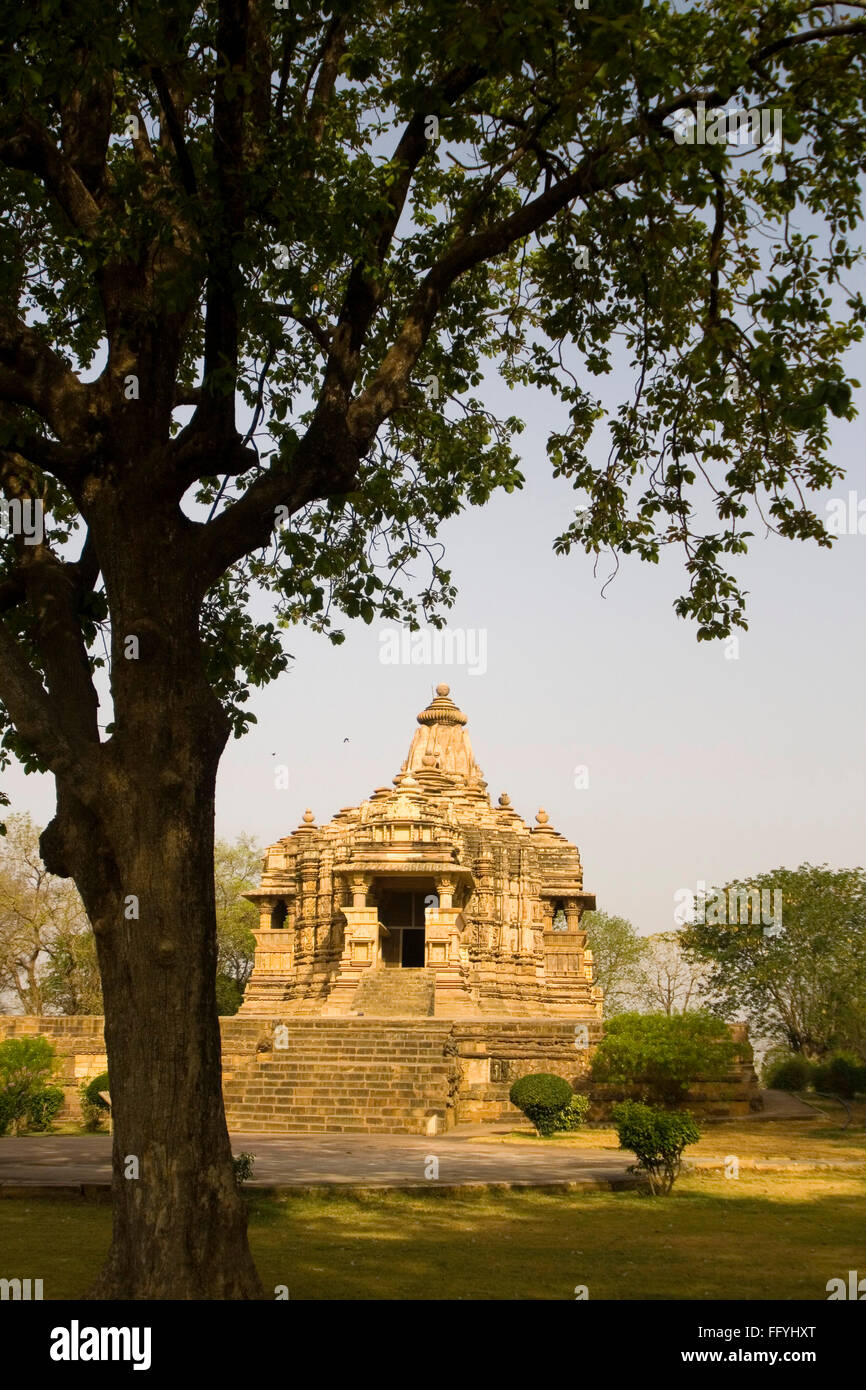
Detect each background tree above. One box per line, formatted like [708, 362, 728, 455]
[0, 812, 92, 1013]
[0, 2, 864, 1296]
[631, 930, 710, 1016]
[214, 833, 259, 1013]
[40, 918, 103, 1014]
[582, 910, 647, 1015]
[682, 864, 866, 1059]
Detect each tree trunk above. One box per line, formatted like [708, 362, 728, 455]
[39, 533, 265, 1297]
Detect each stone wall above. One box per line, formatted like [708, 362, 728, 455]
[0, 1015, 107, 1119]
[0, 1014, 762, 1130]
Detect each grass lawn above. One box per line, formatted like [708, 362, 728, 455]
[2, 1171, 865, 1300]
[486, 1115, 866, 1167]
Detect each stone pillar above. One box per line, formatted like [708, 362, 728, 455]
[348, 872, 371, 908]
[257, 897, 278, 931]
[435, 875, 456, 911]
[322, 873, 379, 1014]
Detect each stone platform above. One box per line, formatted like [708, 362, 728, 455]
[0, 1014, 760, 1136]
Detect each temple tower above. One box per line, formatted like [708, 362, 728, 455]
[241, 685, 602, 1019]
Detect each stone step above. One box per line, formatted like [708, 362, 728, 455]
[222, 1014, 452, 1134]
[349, 968, 436, 1017]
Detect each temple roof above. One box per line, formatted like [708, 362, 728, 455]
[402, 683, 485, 788]
[246, 684, 594, 909]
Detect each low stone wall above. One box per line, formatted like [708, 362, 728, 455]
[0, 1016, 107, 1119]
[450, 1020, 761, 1122]
[0, 1014, 762, 1128]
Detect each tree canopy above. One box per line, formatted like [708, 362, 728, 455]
[682, 864, 866, 1058]
[2, 0, 865, 791]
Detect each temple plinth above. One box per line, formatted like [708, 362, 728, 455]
[240, 685, 601, 1019]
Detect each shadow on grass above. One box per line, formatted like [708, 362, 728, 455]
[1, 1176, 863, 1300]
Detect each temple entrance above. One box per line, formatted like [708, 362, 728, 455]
[401, 930, 425, 967]
[376, 885, 433, 968]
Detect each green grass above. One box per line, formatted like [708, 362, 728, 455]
[485, 1115, 866, 1166]
[2, 1173, 865, 1299]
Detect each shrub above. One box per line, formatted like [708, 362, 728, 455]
[0, 1089, 26, 1137]
[84, 1072, 111, 1111]
[591, 1011, 739, 1107]
[0, 1035, 56, 1093]
[233, 1152, 256, 1186]
[24, 1085, 65, 1132]
[0, 1036, 59, 1135]
[79, 1085, 107, 1132]
[764, 1055, 811, 1092]
[509, 1072, 574, 1136]
[811, 1052, 866, 1099]
[612, 1100, 701, 1195]
[549, 1092, 591, 1132]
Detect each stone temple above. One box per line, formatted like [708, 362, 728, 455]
[0, 685, 761, 1133]
[240, 684, 603, 1023]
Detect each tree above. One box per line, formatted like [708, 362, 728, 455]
[682, 864, 866, 1059]
[581, 910, 647, 1015]
[612, 1100, 701, 1195]
[591, 1010, 739, 1106]
[0, 812, 92, 1013]
[40, 921, 103, 1014]
[0, 2, 864, 1297]
[631, 930, 710, 1016]
[214, 833, 259, 1011]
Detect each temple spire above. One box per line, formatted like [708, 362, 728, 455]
[403, 683, 484, 785]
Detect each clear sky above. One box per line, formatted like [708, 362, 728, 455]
[6, 355, 864, 938]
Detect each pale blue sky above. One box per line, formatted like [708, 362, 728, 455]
[8, 360, 863, 938]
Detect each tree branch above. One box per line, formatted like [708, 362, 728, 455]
[347, 146, 644, 445]
[0, 116, 101, 235]
[0, 318, 92, 457]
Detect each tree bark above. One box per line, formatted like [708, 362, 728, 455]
[45, 743, 263, 1299]
[38, 517, 265, 1298]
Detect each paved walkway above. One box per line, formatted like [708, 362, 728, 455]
[0, 1130, 634, 1191]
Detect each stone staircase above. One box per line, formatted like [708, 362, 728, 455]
[223, 1019, 455, 1134]
[349, 967, 436, 1017]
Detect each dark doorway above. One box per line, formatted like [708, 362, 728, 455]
[401, 929, 426, 967]
[377, 885, 434, 968]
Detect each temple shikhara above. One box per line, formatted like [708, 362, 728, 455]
[240, 684, 603, 1022]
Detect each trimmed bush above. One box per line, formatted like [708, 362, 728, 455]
[811, 1052, 866, 1099]
[764, 1055, 811, 1092]
[591, 1011, 739, 1107]
[79, 1085, 106, 1133]
[549, 1092, 591, 1132]
[612, 1099, 701, 1195]
[509, 1072, 574, 1136]
[25, 1085, 65, 1132]
[84, 1071, 111, 1111]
